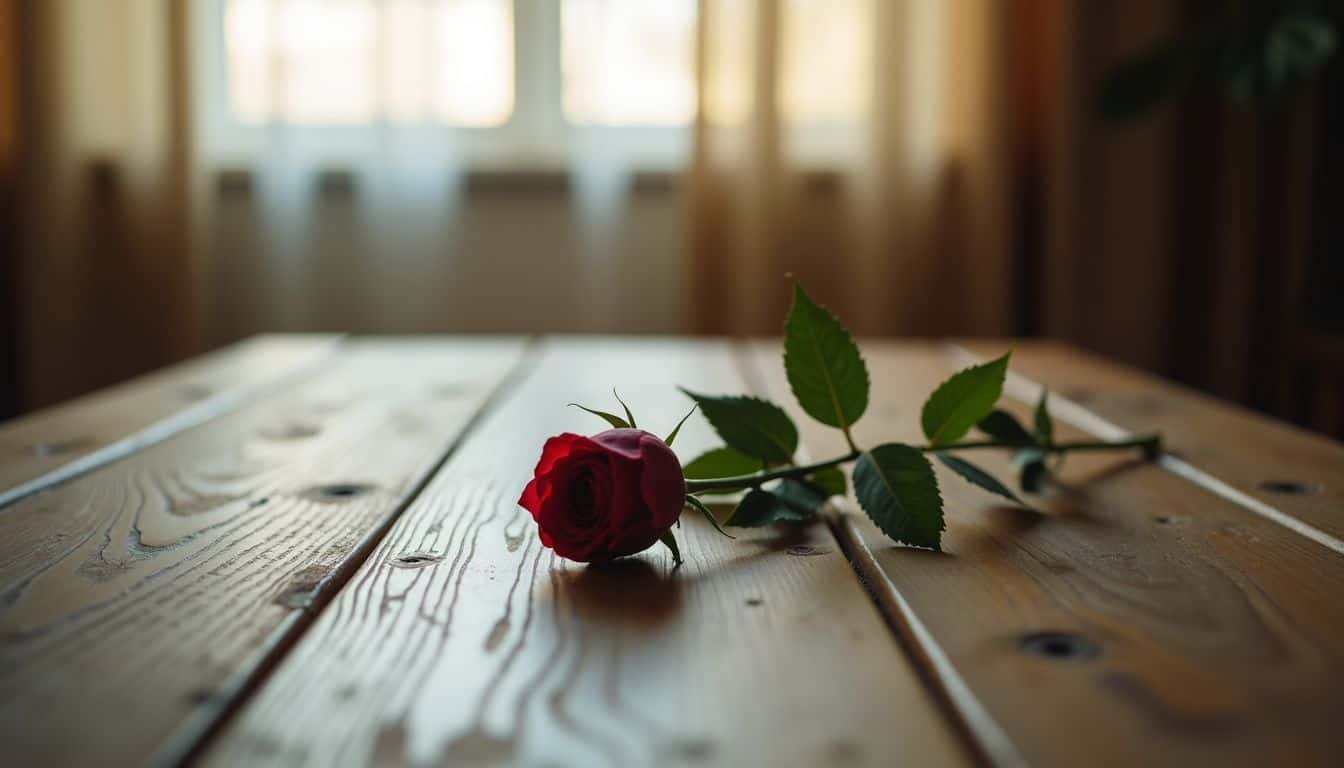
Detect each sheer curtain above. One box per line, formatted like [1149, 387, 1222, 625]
[688, 0, 1017, 336]
[14, 0, 196, 408]
[197, 0, 692, 343]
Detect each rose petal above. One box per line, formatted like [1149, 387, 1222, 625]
[636, 432, 686, 529]
[518, 477, 542, 514]
[534, 433, 598, 476]
[590, 428, 647, 461]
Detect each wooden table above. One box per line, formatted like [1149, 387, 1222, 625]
[3, 335, 1342, 767]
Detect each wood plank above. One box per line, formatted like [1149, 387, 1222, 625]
[748, 340, 1344, 767]
[0, 334, 342, 508]
[0, 338, 527, 766]
[959, 340, 1344, 545]
[201, 338, 971, 768]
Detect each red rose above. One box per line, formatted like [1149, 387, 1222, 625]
[519, 428, 685, 563]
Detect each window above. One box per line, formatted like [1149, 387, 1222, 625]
[222, 0, 697, 130]
[561, 0, 696, 125]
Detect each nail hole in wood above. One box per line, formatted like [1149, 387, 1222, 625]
[1259, 480, 1319, 496]
[390, 551, 444, 569]
[302, 483, 375, 502]
[261, 423, 322, 441]
[1019, 631, 1099, 661]
[1153, 515, 1175, 525]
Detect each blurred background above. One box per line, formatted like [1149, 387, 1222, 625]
[0, 0, 1340, 436]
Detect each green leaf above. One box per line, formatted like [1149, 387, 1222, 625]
[853, 444, 944, 550]
[568, 403, 629, 430]
[682, 446, 761, 480]
[782, 284, 870, 432]
[1020, 459, 1049, 494]
[659, 529, 683, 566]
[612, 389, 637, 429]
[1033, 389, 1053, 445]
[774, 478, 830, 515]
[921, 352, 1011, 446]
[684, 495, 736, 539]
[679, 389, 798, 464]
[726, 481, 829, 527]
[664, 404, 697, 447]
[726, 488, 815, 527]
[810, 465, 847, 498]
[977, 409, 1035, 446]
[935, 453, 1023, 505]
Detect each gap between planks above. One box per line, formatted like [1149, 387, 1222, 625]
[731, 341, 1025, 768]
[947, 344, 1344, 558]
[161, 337, 545, 768]
[0, 336, 345, 511]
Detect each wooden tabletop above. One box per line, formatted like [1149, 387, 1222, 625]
[2, 335, 1341, 767]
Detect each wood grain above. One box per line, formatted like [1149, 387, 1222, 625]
[0, 338, 526, 766]
[748, 340, 1344, 767]
[202, 339, 971, 768]
[959, 340, 1344, 544]
[0, 334, 342, 508]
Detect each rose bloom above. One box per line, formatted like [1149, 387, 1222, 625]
[519, 429, 685, 563]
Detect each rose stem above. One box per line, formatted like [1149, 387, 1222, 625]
[683, 435, 1161, 492]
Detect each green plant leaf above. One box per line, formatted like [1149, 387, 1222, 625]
[774, 478, 830, 514]
[612, 389, 637, 429]
[682, 446, 761, 480]
[853, 444, 944, 550]
[568, 403, 629, 430]
[682, 446, 758, 478]
[664, 404, 698, 447]
[683, 447, 759, 495]
[782, 284, 870, 432]
[679, 389, 798, 464]
[935, 453, 1023, 505]
[659, 529, 683, 566]
[725, 488, 817, 527]
[684, 494, 736, 538]
[977, 409, 1035, 445]
[726, 481, 827, 527]
[921, 353, 1012, 446]
[810, 465, 847, 497]
[1033, 389, 1053, 445]
[1020, 459, 1049, 494]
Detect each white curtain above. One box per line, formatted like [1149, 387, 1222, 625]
[196, 0, 691, 344]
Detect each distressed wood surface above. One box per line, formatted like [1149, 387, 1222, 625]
[960, 340, 1344, 545]
[10, 336, 1344, 767]
[202, 339, 971, 768]
[0, 338, 526, 766]
[749, 341, 1344, 767]
[0, 334, 341, 508]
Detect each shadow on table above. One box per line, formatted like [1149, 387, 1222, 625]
[563, 558, 683, 628]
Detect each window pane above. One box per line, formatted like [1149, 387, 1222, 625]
[223, 0, 513, 126]
[432, 0, 513, 125]
[562, 0, 697, 125]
